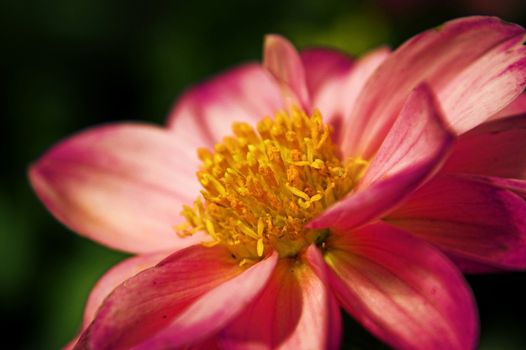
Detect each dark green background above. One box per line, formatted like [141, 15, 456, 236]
[1, 0, 525, 349]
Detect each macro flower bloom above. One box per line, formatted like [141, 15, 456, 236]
[29, 16, 526, 350]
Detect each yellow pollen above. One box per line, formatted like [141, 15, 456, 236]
[179, 107, 368, 260]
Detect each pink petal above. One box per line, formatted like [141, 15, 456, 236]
[342, 16, 526, 158]
[447, 256, 502, 274]
[264, 34, 310, 109]
[387, 174, 526, 272]
[442, 114, 526, 179]
[324, 222, 478, 350]
[83, 252, 170, 329]
[134, 251, 277, 350]
[304, 47, 389, 144]
[65, 252, 170, 349]
[188, 337, 223, 350]
[478, 176, 526, 199]
[449, 174, 526, 200]
[220, 249, 340, 350]
[167, 63, 284, 149]
[29, 123, 206, 254]
[300, 47, 352, 129]
[75, 245, 277, 350]
[490, 92, 526, 120]
[304, 245, 342, 350]
[308, 83, 454, 231]
[300, 48, 354, 99]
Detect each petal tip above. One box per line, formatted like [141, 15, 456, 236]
[27, 159, 56, 214]
[264, 34, 289, 47]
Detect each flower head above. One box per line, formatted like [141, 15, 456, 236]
[178, 108, 368, 260]
[30, 16, 526, 350]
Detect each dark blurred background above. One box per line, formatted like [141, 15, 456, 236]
[1, 0, 526, 349]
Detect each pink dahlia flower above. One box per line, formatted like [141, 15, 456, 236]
[30, 16, 526, 350]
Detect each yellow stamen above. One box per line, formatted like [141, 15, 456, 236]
[257, 218, 265, 236]
[178, 107, 369, 259]
[286, 184, 310, 201]
[257, 238, 264, 257]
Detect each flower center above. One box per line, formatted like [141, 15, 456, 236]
[178, 108, 368, 262]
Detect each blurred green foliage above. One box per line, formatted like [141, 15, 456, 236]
[1, 0, 526, 349]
